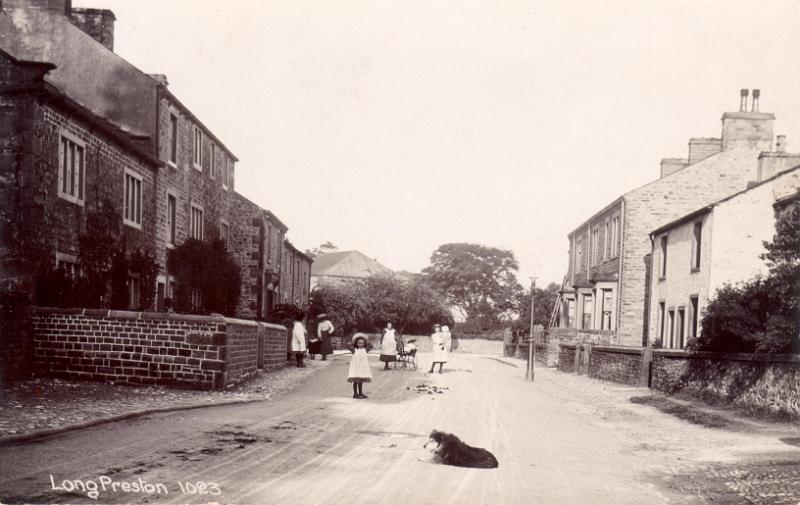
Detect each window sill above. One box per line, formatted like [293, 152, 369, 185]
[167, 160, 178, 169]
[57, 193, 85, 207]
[222, 184, 228, 191]
[690, 267, 700, 273]
[166, 242, 175, 250]
[192, 163, 202, 172]
[658, 276, 666, 282]
[123, 220, 142, 230]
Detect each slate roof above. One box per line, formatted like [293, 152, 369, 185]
[311, 251, 392, 279]
[0, 7, 158, 144]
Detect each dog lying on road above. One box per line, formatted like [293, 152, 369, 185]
[419, 430, 499, 469]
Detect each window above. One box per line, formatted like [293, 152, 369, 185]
[689, 296, 699, 341]
[267, 224, 272, 261]
[668, 309, 675, 348]
[610, 216, 620, 258]
[604, 221, 610, 259]
[677, 307, 686, 349]
[56, 252, 81, 279]
[169, 113, 178, 165]
[191, 288, 202, 311]
[220, 220, 229, 248]
[658, 302, 666, 343]
[600, 289, 613, 330]
[590, 228, 600, 266]
[691, 222, 702, 270]
[582, 294, 593, 329]
[193, 126, 202, 170]
[210, 143, 216, 179]
[167, 193, 177, 245]
[659, 235, 668, 278]
[128, 273, 140, 310]
[123, 170, 143, 228]
[190, 205, 204, 240]
[58, 131, 86, 205]
[222, 155, 229, 189]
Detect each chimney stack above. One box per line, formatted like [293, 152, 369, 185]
[776, 135, 786, 153]
[751, 89, 760, 112]
[739, 88, 749, 112]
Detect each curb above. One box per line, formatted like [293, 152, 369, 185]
[0, 397, 272, 446]
[1, 361, 334, 446]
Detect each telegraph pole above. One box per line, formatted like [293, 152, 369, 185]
[526, 277, 536, 382]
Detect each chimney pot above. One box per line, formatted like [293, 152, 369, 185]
[739, 88, 749, 112]
[752, 89, 761, 112]
[776, 135, 786, 153]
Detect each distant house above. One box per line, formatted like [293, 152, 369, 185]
[310, 250, 391, 289]
[647, 166, 800, 349]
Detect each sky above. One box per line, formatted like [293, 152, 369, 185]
[76, 0, 800, 287]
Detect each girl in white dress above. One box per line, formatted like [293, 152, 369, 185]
[429, 324, 448, 374]
[348, 333, 373, 399]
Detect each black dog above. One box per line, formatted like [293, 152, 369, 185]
[421, 430, 499, 469]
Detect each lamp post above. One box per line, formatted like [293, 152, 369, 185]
[526, 276, 536, 382]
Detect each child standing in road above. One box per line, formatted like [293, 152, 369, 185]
[348, 333, 373, 399]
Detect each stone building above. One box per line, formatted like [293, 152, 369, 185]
[647, 165, 800, 348]
[0, 0, 311, 317]
[557, 90, 799, 346]
[310, 250, 392, 289]
[281, 240, 312, 310]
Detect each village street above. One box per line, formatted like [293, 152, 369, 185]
[1, 353, 798, 505]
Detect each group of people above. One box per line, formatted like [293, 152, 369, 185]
[289, 314, 454, 399]
[289, 313, 335, 368]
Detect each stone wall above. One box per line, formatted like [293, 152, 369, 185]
[0, 292, 35, 382]
[558, 343, 800, 418]
[558, 344, 576, 373]
[588, 346, 643, 386]
[651, 350, 799, 418]
[30, 307, 287, 390]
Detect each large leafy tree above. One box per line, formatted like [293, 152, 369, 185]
[423, 243, 524, 329]
[309, 274, 451, 336]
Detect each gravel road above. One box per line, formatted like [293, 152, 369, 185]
[1, 352, 798, 505]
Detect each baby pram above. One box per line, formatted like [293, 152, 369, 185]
[396, 339, 418, 370]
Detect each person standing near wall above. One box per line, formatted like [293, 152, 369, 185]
[291, 314, 307, 368]
[316, 314, 335, 361]
[429, 324, 448, 374]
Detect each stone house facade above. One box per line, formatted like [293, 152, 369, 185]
[647, 166, 800, 348]
[559, 91, 799, 346]
[0, 49, 161, 309]
[281, 240, 312, 310]
[0, 0, 311, 318]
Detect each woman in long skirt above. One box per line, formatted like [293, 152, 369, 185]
[429, 324, 448, 374]
[379, 322, 400, 370]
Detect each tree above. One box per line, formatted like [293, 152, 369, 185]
[308, 274, 452, 336]
[423, 243, 524, 329]
[167, 238, 241, 316]
[304, 241, 339, 260]
[690, 200, 799, 354]
[514, 282, 560, 332]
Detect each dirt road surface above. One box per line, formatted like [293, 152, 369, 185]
[1, 353, 798, 505]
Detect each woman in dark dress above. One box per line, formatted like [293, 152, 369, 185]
[315, 314, 335, 361]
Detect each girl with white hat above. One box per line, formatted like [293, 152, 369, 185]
[348, 333, 373, 399]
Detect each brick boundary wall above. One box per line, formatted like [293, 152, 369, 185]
[558, 343, 800, 418]
[31, 307, 287, 390]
